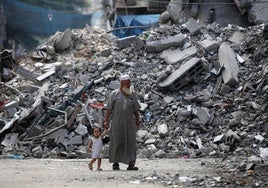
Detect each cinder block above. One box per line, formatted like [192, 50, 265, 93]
[159, 57, 205, 91]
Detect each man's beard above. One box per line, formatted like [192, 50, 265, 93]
[122, 86, 133, 95]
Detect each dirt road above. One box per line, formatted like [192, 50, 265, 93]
[0, 158, 218, 188]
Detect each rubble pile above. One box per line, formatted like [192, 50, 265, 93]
[0, 19, 267, 187]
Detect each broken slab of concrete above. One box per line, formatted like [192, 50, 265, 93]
[218, 42, 240, 87]
[182, 18, 200, 34]
[228, 31, 245, 45]
[159, 57, 205, 90]
[115, 35, 145, 49]
[198, 40, 219, 52]
[53, 28, 72, 52]
[146, 34, 187, 53]
[160, 46, 197, 64]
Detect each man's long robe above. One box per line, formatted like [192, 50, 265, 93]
[106, 89, 140, 164]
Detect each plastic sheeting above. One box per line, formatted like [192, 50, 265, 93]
[2, 0, 92, 36]
[113, 14, 160, 38]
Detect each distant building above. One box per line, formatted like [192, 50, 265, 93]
[0, 5, 7, 50]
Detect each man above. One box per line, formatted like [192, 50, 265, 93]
[104, 74, 140, 170]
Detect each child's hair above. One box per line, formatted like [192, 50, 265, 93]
[93, 126, 101, 132]
[93, 123, 101, 131]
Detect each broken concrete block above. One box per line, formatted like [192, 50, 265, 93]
[46, 128, 68, 140]
[137, 129, 148, 138]
[32, 146, 43, 158]
[213, 134, 226, 144]
[182, 18, 200, 34]
[132, 37, 145, 50]
[14, 66, 40, 83]
[54, 28, 72, 52]
[163, 96, 174, 104]
[225, 129, 241, 141]
[198, 40, 219, 52]
[68, 135, 83, 145]
[153, 149, 166, 158]
[167, 0, 186, 24]
[160, 46, 197, 64]
[75, 123, 88, 136]
[115, 35, 136, 49]
[149, 103, 161, 111]
[218, 42, 239, 87]
[1, 133, 18, 147]
[159, 57, 205, 90]
[254, 135, 265, 143]
[158, 123, 168, 137]
[146, 34, 187, 53]
[108, 80, 120, 90]
[36, 70, 56, 82]
[228, 31, 245, 44]
[3, 101, 19, 118]
[139, 102, 148, 112]
[57, 136, 69, 148]
[144, 138, 156, 145]
[194, 107, 211, 125]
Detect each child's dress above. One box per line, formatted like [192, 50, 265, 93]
[91, 136, 103, 158]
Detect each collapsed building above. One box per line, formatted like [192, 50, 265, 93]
[0, 0, 268, 187]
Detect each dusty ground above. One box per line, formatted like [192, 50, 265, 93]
[0, 158, 218, 188]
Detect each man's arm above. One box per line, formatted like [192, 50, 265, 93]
[104, 109, 111, 130]
[134, 110, 140, 128]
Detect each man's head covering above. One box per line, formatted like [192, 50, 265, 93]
[119, 74, 130, 81]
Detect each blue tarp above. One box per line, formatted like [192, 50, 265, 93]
[2, 0, 92, 36]
[113, 14, 160, 38]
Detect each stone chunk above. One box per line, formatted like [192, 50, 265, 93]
[46, 128, 68, 140]
[146, 34, 187, 53]
[228, 31, 245, 44]
[160, 46, 197, 64]
[54, 28, 72, 52]
[194, 107, 211, 125]
[108, 80, 120, 90]
[198, 40, 219, 52]
[68, 135, 83, 145]
[1, 133, 18, 147]
[218, 42, 239, 87]
[213, 134, 226, 144]
[115, 35, 144, 49]
[182, 18, 200, 34]
[75, 123, 88, 136]
[158, 123, 168, 137]
[3, 101, 19, 118]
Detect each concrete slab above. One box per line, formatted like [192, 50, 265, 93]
[218, 42, 239, 87]
[159, 57, 204, 90]
[160, 46, 197, 64]
[146, 34, 187, 53]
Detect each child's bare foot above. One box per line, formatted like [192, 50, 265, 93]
[88, 163, 93, 170]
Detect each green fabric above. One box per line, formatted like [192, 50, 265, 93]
[107, 89, 140, 164]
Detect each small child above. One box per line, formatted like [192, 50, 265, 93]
[88, 126, 107, 171]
